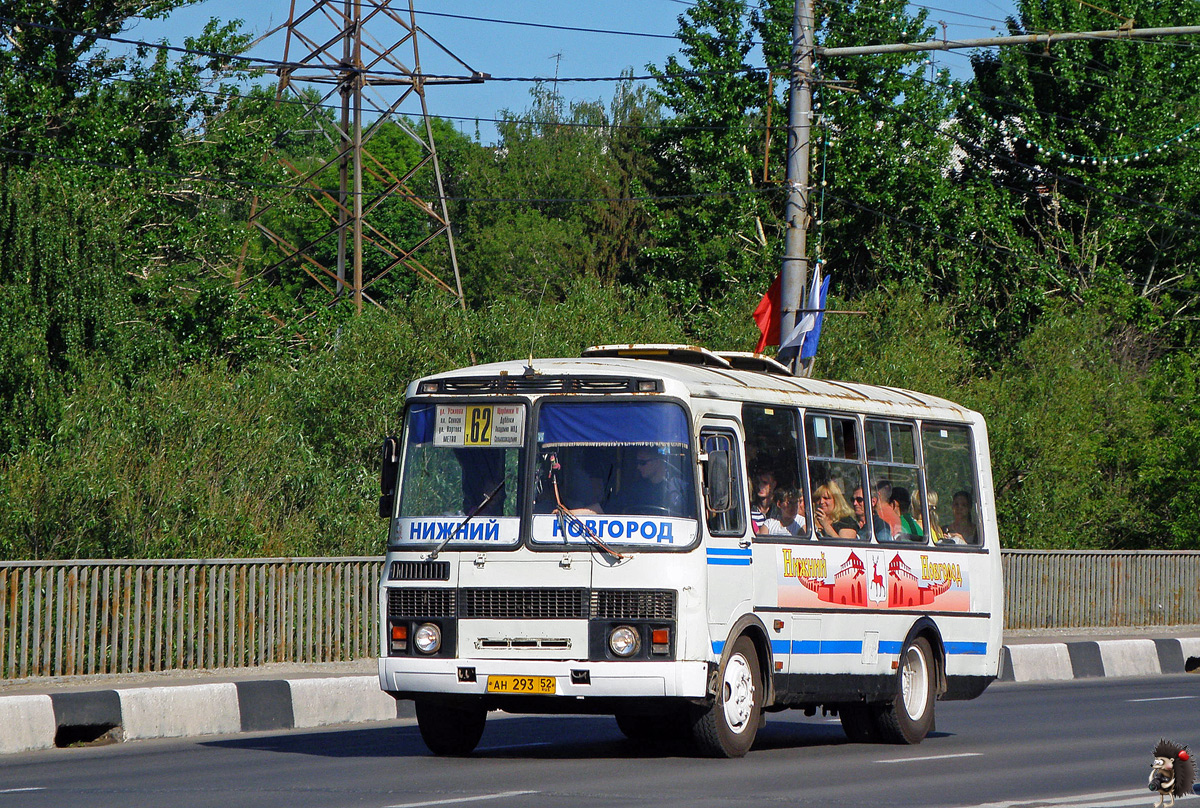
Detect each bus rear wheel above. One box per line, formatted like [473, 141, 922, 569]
[690, 636, 762, 758]
[873, 636, 935, 744]
[615, 709, 690, 744]
[838, 702, 879, 743]
[415, 699, 487, 756]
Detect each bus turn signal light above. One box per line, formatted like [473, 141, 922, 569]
[651, 628, 670, 655]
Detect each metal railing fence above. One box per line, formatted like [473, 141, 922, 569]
[0, 558, 381, 680]
[0, 551, 1197, 679]
[1002, 549, 1200, 630]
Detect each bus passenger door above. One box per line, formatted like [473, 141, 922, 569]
[700, 425, 752, 653]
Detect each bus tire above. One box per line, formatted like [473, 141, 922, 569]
[689, 636, 762, 758]
[838, 703, 879, 743]
[415, 699, 487, 756]
[873, 636, 935, 744]
[615, 709, 689, 743]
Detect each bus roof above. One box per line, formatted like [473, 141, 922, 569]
[409, 346, 978, 422]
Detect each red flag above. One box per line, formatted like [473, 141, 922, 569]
[753, 274, 781, 353]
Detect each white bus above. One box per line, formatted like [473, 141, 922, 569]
[377, 345, 1002, 757]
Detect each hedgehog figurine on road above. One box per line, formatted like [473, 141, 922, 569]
[1150, 739, 1195, 808]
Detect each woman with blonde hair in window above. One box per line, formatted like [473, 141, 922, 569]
[813, 480, 858, 539]
[914, 490, 944, 541]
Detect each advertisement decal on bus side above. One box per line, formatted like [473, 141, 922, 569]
[777, 547, 971, 612]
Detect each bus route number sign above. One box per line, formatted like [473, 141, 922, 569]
[434, 404, 525, 447]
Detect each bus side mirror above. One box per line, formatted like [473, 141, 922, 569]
[705, 449, 732, 512]
[379, 436, 400, 519]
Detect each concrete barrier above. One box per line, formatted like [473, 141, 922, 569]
[1006, 643, 1075, 681]
[1097, 639, 1161, 678]
[0, 695, 56, 754]
[119, 683, 242, 741]
[288, 676, 400, 728]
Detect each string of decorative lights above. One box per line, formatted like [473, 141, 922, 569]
[958, 90, 1200, 165]
[858, 88, 1200, 229]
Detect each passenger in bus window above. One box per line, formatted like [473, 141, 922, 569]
[750, 469, 777, 532]
[889, 486, 924, 540]
[872, 479, 902, 535]
[619, 447, 687, 516]
[457, 447, 508, 517]
[944, 490, 978, 544]
[854, 486, 892, 542]
[760, 488, 806, 536]
[915, 490, 944, 542]
[814, 481, 858, 539]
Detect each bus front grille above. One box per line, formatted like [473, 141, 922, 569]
[388, 588, 456, 618]
[592, 589, 677, 620]
[459, 588, 589, 619]
[387, 587, 677, 621]
[388, 560, 451, 581]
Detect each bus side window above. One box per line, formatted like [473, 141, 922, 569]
[805, 413, 866, 541]
[922, 424, 981, 546]
[702, 430, 746, 536]
[866, 419, 924, 543]
[744, 405, 805, 538]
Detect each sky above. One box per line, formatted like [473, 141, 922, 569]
[128, 0, 1022, 144]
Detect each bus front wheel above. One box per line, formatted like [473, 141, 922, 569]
[873, 636, 935, 744]
[690, 636, 763, 757]
[415, 699, 487, 756]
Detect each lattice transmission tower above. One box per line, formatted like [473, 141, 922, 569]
[238, 0, 486, 317]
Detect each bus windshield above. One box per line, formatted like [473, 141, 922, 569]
[531, 401, 697, 549]
[394, 402, 525, 549]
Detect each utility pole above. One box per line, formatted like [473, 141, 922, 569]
[778, 15, 1200, 375]
[238, 0, 487, 320]
[779, 0, 815, 373]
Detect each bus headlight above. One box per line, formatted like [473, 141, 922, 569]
[608, 626, 640, 657]
[414, 623, 442, 655]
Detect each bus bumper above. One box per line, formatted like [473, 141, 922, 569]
[378, 656, 710, 699]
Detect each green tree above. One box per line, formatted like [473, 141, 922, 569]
[647, 0, 780, 309]
[448, 82, 660, 305]
[962, 0, 1200, 351]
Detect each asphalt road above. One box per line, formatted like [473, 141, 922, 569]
[0, 676, 1197, 808]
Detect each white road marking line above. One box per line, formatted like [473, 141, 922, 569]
[958, 789, 1154, 808]
[1128, 695, 1197, 702]
[0, 788, 45, 794]
[385, 790, 537, 808]
[876, 752, 983, 764]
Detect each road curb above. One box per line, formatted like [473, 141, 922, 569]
[2, 639, 1196, 756]
[999, 637, 1199, 683]
[1, 675, 414, 755]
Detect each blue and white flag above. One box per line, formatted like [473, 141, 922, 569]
[800, 274, 831, 360]
[780, 265, 826, 351]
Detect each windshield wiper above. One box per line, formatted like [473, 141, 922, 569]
[550, 475, 624, 560]
[429, 479, 505, 559]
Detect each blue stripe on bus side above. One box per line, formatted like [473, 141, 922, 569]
[714, 639, 987, 657]
[788, 640, 863, 654]
[706, 547, 752, 566]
